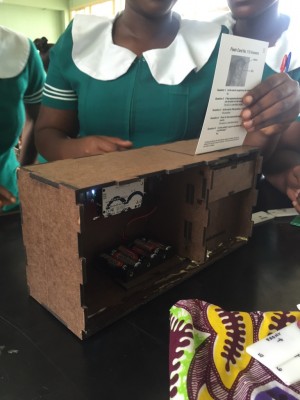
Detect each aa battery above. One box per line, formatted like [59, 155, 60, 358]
[99, 253, 134, 279]
[147, 239, 172, 251]
[99, 253, 126, 268]
[129, 245, 151, 268]
[133, 239, 160, 255]
[111, 250, 141, 268]
[131, 244, 155, 259]
[146, 239, 173, 259]
[118, 245, 140, 262]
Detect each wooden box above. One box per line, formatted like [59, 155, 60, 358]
[18, 139, 261, 339]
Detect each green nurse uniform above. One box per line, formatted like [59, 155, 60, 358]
[42, 14, 228, 148]
[0, 26, 45, 211]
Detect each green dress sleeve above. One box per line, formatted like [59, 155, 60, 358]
[24, 40, 46, 104]
[42, 22, 78, 110]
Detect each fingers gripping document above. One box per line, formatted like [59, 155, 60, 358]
[196, 34, 268, 154]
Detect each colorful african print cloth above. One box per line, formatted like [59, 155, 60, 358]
[169, 300, 300, 400]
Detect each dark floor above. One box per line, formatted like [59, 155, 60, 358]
[1, 212, 300, 400]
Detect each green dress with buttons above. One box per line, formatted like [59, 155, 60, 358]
[42, 22, 228, 148]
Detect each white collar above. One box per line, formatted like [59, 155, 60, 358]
[72, 13, 222, 85]
[215, 12, 300, 72]
[0, 25, 30, 78]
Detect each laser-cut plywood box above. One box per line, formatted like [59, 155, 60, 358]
[18, 139, 261, 339]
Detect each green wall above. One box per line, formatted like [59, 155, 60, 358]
[3, 0, 68, 10]
[0, 0, 109, 43]
[0, 0, 69, 42]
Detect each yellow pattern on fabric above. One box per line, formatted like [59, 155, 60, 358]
[207, 304, 253, 389]
[258, 311, 300, 340]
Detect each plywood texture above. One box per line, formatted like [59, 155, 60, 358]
[208, 160, 256, 203]
[18, 169, 48, 304]
[22, 141, 258, 190]
[163, 139, 257, 157]
[19, 169, 85, 338]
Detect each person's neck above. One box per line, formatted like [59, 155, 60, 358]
[233, 5, 289, 46]
[113, 8, 179, 55]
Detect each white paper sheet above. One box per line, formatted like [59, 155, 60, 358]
[196, 33, 268, 154]
[246, 321, 300, 386]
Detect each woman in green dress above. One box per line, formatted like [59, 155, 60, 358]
[35, 0, 300, 164]
[0, 26, 45, 212]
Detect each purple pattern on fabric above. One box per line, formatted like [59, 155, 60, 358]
[169, 300, 300, 400]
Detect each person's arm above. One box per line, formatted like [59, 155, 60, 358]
[263, 149, 300, 175]
[276, 120, 300, 153]
[34, 21, 132, 162]
[243, 129, 281, 159]
[0, 186, 16, 209]
[19, 104, 40, 166]
[241, 73, 300, 158]
[35, 106, 133, 161]
[19, 39, 45, 165]
[265, 165, 300, 213]
[261, 149, 300, 213]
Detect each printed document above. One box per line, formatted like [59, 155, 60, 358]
[196, 34, 268, 154]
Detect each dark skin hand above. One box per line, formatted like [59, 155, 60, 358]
[266, 165, 300, 213]
[263, 149, 300, 213]
[242, 73, 300, 159]
[35, 107, 133, 161]
[285, 166, 300, 212]
[0, 104, 40, 211]
[242, 73, 300, 135]
[0, 186, 16, 209]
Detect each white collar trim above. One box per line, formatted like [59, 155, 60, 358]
[72, 14, 222, 85]
[216, 13, 300, 72]
[0, 26, 30, 78]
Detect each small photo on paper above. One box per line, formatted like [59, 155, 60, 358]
[226, 55, 250, 87]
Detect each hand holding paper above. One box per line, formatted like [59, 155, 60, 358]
[196, 34, 300, 155]
[241, 72, 300, 136]
[196, 33, 268, 154]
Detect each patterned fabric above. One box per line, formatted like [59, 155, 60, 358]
[169, 300, 300, 400]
